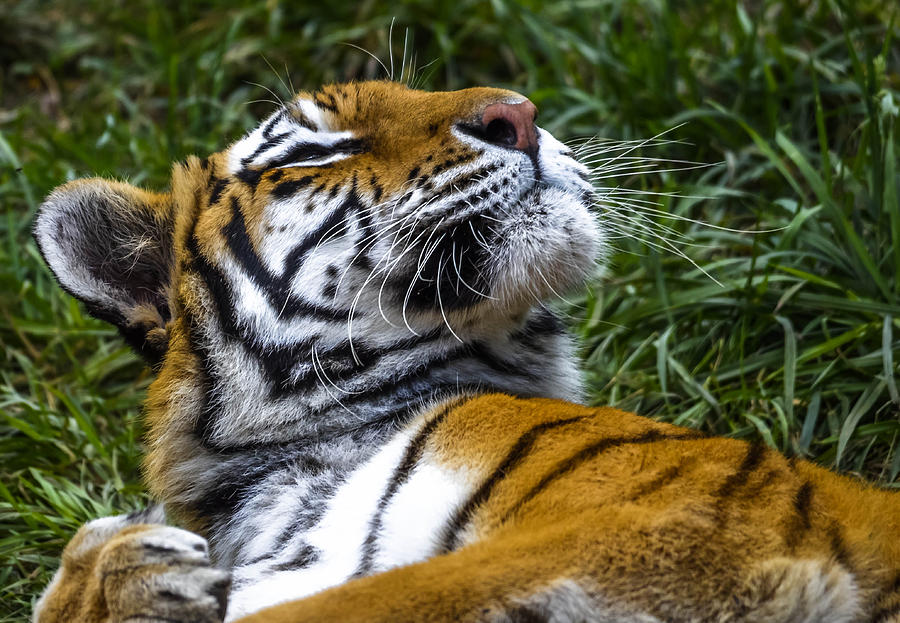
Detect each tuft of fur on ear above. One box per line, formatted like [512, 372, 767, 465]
[34, 178, 176, 366]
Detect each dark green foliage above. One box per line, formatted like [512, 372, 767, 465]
[0, 0, 897, 619]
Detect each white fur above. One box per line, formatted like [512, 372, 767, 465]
[226, 426, 421, 619]
[373, 458, 472, 571]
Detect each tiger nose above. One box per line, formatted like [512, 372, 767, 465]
[480, 100, 539, 154]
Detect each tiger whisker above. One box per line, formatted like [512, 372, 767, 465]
[261, 54, 293, 101]
[400, 28, 410, 85]
[388, 17, 396, 81]
[376, 221, 437, 329]
[343, 218, 422, 359]
[597, 201, 693, 242]
[602, 211, 715, 250]
[245, 98, 287, 109]
[340, 42, 391, 79]
[244, 80, 286, 110]
[601, 199, 784, 234]
[435, 251, 463, 343]
[452, 241, 496, 301]
[309, 343, 362, 420]
[583, 124, 687, 173]
[590, 161, 719, 181]
[401, 226, 446, 337]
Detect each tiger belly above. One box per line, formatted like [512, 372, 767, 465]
[224, 410, 474, 620]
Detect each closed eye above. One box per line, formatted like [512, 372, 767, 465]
[271, 138, 368, 169]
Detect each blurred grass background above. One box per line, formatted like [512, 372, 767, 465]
[0, 0, 898, 618]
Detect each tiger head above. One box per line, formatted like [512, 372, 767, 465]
[35, 81, 601, 486]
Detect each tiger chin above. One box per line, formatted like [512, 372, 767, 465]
[32, 80, 898, 623]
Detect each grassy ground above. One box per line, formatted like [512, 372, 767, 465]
[1, 0, 898, 619]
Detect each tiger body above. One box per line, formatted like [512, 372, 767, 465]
[32, 81, 900, 622]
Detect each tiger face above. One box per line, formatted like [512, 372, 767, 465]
[35, 81, 601, 523]
[220, 81, 599, 327]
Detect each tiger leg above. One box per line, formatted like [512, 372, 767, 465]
[233, 521, 861, 623]
[34, 509, 230, 623]
[232, 523, 663, 623]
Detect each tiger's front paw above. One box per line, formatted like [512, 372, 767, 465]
[100, 524, 231, 623]
[34, 511, 231, 623]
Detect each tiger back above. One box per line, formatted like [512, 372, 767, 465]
[32, 81, 900, 622]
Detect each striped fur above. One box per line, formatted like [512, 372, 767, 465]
[33, 81, 900, 622]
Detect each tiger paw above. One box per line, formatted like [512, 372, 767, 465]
[34, 512, 231, 623]
[99, 524, 231, 623]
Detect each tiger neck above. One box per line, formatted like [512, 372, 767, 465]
[144, 306, 582, 545]
[191, 305, 581, 448]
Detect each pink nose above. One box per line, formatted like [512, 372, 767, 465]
[481, 100, 538, 153]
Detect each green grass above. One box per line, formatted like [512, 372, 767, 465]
[1, 0, 898, 619]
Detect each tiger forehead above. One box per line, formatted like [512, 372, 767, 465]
[292, 81, 529, 133]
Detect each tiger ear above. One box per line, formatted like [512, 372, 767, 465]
[34, 178, 176, 366]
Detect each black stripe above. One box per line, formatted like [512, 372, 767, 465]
[240, 131, 293, 167]
[439, 415, 587, 552]
[827, 521, 854, 571]
[354, 397, 467, 577]
[269, 543, 320, 571]
[870, 574, 900, 622]
[157, 590, 189, 602]
[713, 442, 767, 500]
[223, 194, 350, 321]
[624, 458, 689, 502]
[427, 163, 500, 202]
[314, 347, 468, 413]
[495, 430, 702, 528]
[352, 191, 375, 263]
[264, 482, 337, 556]
[235, 167, 262, 189]
[271, 175, 316, 199]
[125, 505, 164, 523]
[266, 138, 366, 169]
[208, 177, 228, 205]
[182, 309, 230, 450]
[314, 91, 338, 113]
[709, 442, 769, 527]
[871, 604, 900, 623]
[784, 481, 813, 549]
[186, 237, 241, 336]
[430, 152, 479, 177]
[260, 110, 286, 140]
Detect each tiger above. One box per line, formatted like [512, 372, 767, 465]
[31, 80, 900, 623]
